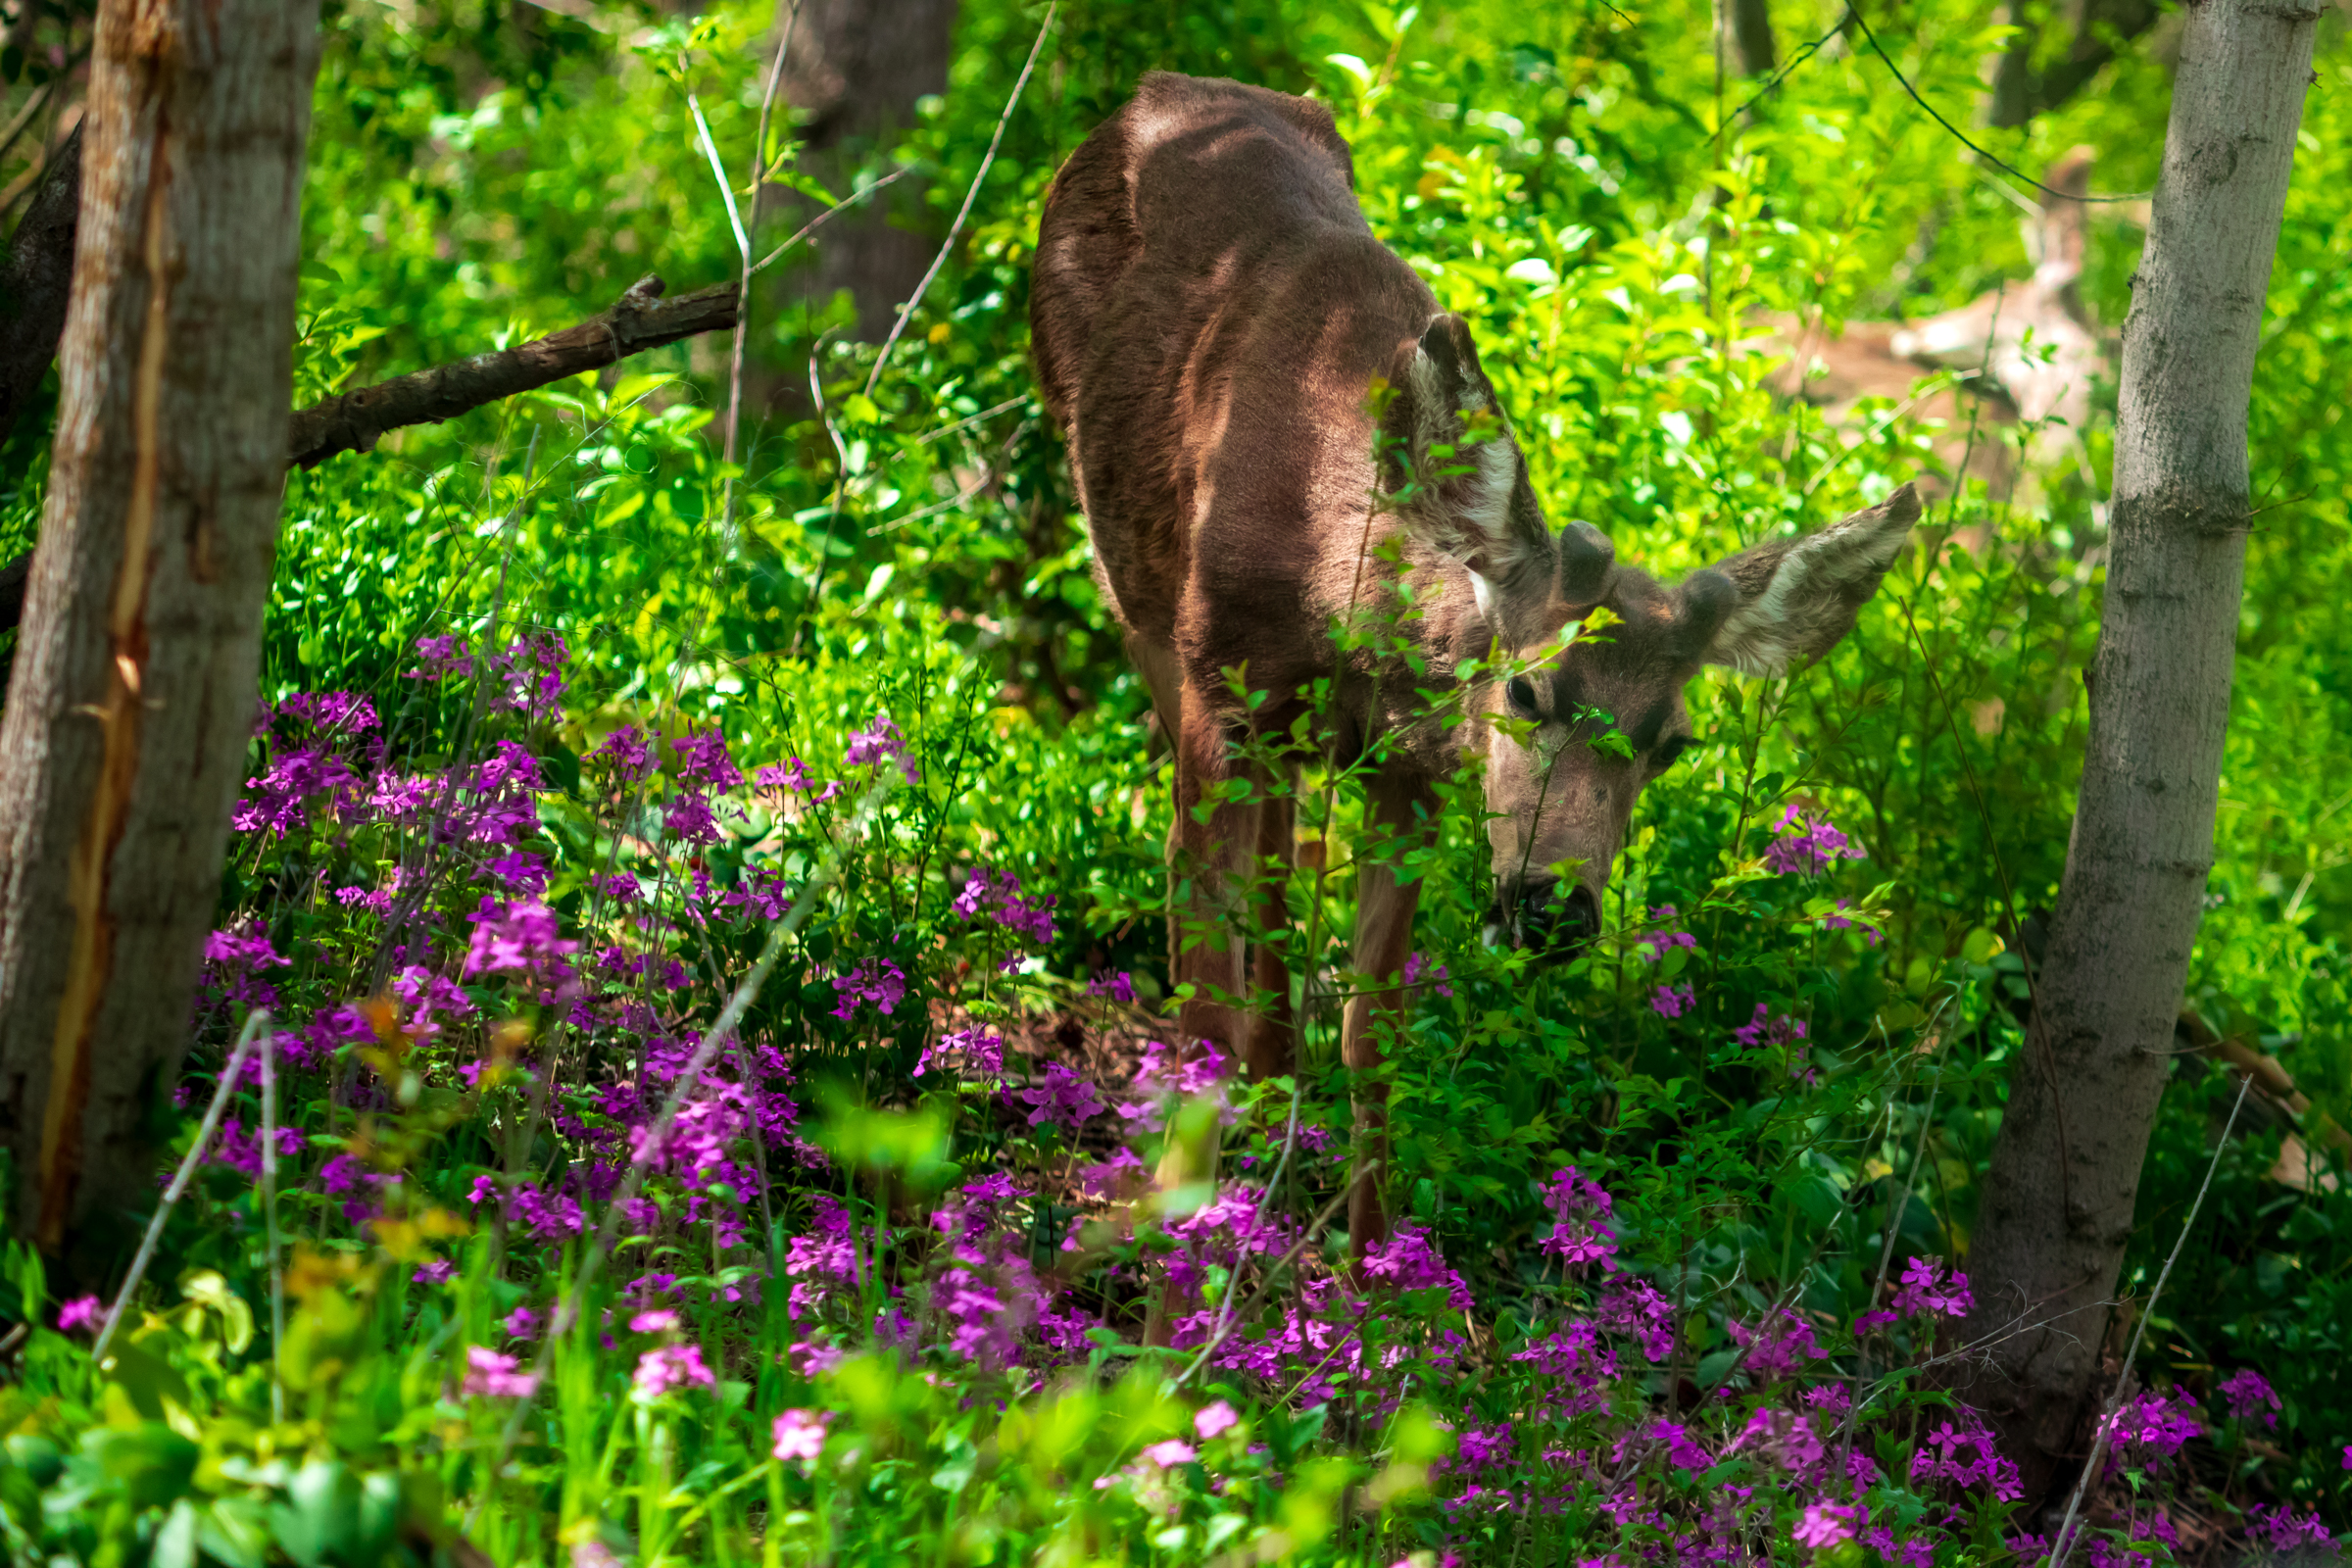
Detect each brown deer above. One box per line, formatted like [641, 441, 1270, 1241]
[1031, 73, 1919, 1257]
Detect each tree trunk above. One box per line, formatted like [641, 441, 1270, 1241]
[1729, 0, 1775, 77]
[1960, 0, 2321, 1513]
[777, 0, 956, 341]
[1987, 0, 2167, 127]
[0, 0, 319, 1275]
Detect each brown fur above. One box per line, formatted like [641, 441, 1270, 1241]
[1033, 73, 1920, 1266]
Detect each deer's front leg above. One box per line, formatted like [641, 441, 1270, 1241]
[1243, 787, 1298, 1082]
[1146, 681, 1256, 1346]
[1340, 775, 1435, 1260]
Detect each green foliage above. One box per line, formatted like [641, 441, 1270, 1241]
[1, 0, 2350, 1559]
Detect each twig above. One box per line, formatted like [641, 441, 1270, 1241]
[91, 1011, 270, 1363]
[261, 1024, 286, 1423]
[1715, 7, 1852, 129]
[2045, 1072, 2253, 1568]
[0, 77, 53, 170]
[862, 2, 1057, 398]
[748, 166, 911, 277]
[1848, 10, 2147, 205]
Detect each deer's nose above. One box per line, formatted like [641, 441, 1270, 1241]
[1513, 879, 1600, 955]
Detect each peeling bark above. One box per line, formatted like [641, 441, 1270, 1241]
[0, 0, 320, 1271]
[1959, 0, 2322, 1513]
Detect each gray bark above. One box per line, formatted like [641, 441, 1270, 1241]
[1960, 0, 2321, 1509]
[777, 0, 956, 341]
[0, 0, 319, 1270]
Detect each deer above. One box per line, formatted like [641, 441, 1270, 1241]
[1030, 72, 1919, 1267]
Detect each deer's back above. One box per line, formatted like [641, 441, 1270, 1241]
[1033, 74, 1437, 655]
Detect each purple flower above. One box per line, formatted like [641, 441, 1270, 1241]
[1087, 970, 1136, 1004]
[1143, 1439, 1197, 1469]
[662, 790, 725, 846]
[1727, 1307, 1829, 1380]
[2248, 1504, 2337, 1552]
[1732, 1003, 1807, 1051]
[463, 897, 580, 979]
[673, 730, 745, 790]
[772, 1408, 830, 1462]
[913, 1026, 1002, 1080]
[1764, 805, 1864, 876]
[1597, 1279, 1677, 1362]
[1635, 907, 1697, 961]
[1650, 983, 1694, 1018]
[630, 1309, 681, 1335]
[953, 868, 1056, 954]
[844, 713, 919, 782]
[1359, 1222, 1473, 1309]
[2218, 1367, 2280, 1430]
[830, 958, 906, 1020]
[321, 1154, 364, 1195]
[1539, 1166, 1619, 1270]
[413, 1259, 458, 1287]
[1890, 1255, 1973, 1319]
[462, 1346, 539, 1397]
[506, 1305, 541, 1340]
[633, 1344, 714, 1398]
[1402, 951, 1454, 998]
[1195, 1400, 1241, 1441]
[56, 1295, 103, 1334]
[1654, 1420, 1712, 1471]
[2099, 1388, 2202, 1476]
[409, 634, 473, 680]
[1016, 1062, 1105, 1133]
[488, 630, 568, 721]
[592, 726, 657, 784]
[1792, 1502, 1858, 1549]
[756, 758, 817, 793]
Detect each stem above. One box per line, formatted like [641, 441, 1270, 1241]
[92, 1010, 270, 1364]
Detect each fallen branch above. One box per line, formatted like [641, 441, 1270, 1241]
[287, 271, 738, 468]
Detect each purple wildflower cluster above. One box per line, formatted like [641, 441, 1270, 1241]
[1764, 804, 1864, 876]
[954, 866, 1056, 971]
[166, 631, 2338, 1568]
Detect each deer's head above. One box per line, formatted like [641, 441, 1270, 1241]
[1383, 314, 1921, 953]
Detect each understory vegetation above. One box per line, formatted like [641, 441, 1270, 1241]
[0, 0, 2349, 1563]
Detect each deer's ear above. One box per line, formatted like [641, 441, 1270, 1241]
[1387, 314, 1563, 645]
[1685, 485, 1922, 676]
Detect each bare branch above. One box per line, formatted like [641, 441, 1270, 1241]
[287, 271, 738, 468]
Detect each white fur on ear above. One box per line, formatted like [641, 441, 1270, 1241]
[1470, 567, 1500, 627]
[1403, 336, 1526, 581]
[1707, 489, 1919, 676]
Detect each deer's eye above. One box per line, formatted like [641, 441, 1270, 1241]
[1505, 676, 1540, 714]
[1656, 735, 1695, 769]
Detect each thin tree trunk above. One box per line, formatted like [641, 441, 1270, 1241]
[778, 0, 956, 341]
[1729, 0, 1776, 77]
[0, 0, 319, 1272]
[1960, 0, 2321, 1512]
